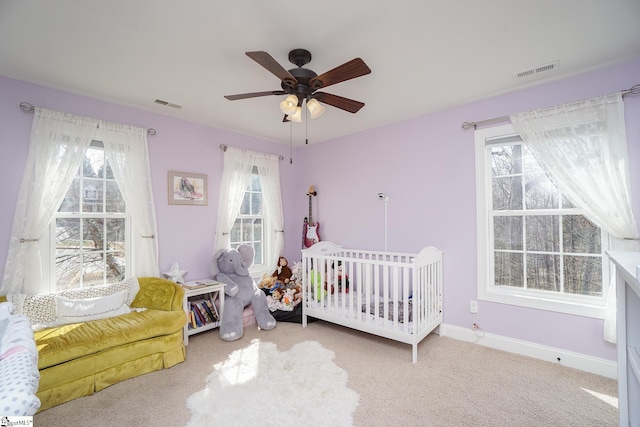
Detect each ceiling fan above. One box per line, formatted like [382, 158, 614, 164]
[224, 49, 371, 122]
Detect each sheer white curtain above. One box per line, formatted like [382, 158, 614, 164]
[100, 122, 159, 277]
[255, 153, 285, 269]
[213, 148, 255, 253]
[213, 147, 284, 269]
[510, 92, 640, 343]
[1, 108, 98, 294]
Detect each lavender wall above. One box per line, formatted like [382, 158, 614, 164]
[1, 57, 638, 361]
[293, 57, 640, 361]
[0, 76, 299, 284]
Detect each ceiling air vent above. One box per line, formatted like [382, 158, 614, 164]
[514, 61, 559, 79]
[154, 99, 183, 109]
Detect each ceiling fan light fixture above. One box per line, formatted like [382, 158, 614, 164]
[307, 98, 326, 119]
[279, 94, 298, 115]
[289, 106, 302, 122]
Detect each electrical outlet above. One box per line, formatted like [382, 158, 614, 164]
[470, 300, 478, 314]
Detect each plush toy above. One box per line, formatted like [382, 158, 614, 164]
[163, 262, 187, 284]
[211, 245, 276, 341]
[272, 256, 293, 285]
[266, 294, 280, 311]
[258, 274, 276, 293]
[309, 269, 326, 300]
[332, 261, 349, 293]
[290, 261, 302, 284]
[271, 288, 283, 302]
[280, 288, 297, 311]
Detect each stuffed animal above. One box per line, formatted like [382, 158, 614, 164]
[280, 288, 297, 311]
[292, 283, 302, 303]
[163, 261, 187, 284]
[211, 245, 276, 341]
[266, 294, 280, 311]
[271, 287, 283, 301]
[290, 261, 302, 284]
[309, 269, 326, 300]
[272, 256, 293, 285]
[332, 261, 349, 293]
[258, 274, 276, 294]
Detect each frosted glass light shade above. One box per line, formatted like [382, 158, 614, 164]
[288, 106, 302, 122]
[279, 95, 298, 115]
[307, 98, 326, 119]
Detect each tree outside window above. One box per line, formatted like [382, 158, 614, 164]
[229, 166, 264, 266]
[54, 143, 128, 290]
[476, 125, 608, 317]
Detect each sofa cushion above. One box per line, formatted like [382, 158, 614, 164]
[7, 277, 140, 328]
[35, 308, 185, 370]
[131, 276, 182, 311]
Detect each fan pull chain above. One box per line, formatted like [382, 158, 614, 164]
[289, 120, 293, 164]
[305, 104, 309, 145]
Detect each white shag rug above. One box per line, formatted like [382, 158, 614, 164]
[186, 340, 360, 427]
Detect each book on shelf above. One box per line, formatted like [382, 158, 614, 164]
[188, 311, 197, 329]
[194, 300, 211, 323]
[191, 303, 204, 327]
[204, 299, 219, 322]
[187, 298, 220, 329]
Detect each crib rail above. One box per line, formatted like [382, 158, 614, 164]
[302, 242, 443, 362]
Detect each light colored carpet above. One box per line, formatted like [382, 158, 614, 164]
[186, 340, 359, 426]
[34, 321, 618, 426]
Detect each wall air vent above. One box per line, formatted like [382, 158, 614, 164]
[514, 61, 559, 79]
[154, 99, 183, 109]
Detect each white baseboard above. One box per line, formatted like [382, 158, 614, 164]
[440, 323, 617, 379]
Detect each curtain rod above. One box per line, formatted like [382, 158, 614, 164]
[461, 83, 640, 130]
[19, 102, 157, 135]
[219, 144, 285, 161]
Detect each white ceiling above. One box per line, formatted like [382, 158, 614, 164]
[1, 1, 639, 146]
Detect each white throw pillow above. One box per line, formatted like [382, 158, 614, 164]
[7, 277, 140, 327]
[55, 290, 131, 325]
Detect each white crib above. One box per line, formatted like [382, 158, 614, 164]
[301, 241, 443, 363]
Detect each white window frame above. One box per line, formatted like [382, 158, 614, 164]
[475, 124, 609, 319]
[229, 166, 272, 278]
[39, 141, 132, 292]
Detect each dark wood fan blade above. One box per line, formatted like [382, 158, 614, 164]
[314, 92, 365, 113]
[224, 90, 286, 100]
[309, 58, 371, 90]
[246, 51, 297, 88]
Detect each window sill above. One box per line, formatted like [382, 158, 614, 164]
[249, 265, 270, 281]
[479, 287, 606, 319]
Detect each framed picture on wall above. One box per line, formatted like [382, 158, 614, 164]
[168, 171, 207, 206]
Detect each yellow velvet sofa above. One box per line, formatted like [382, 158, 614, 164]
[2, 277, 186, 412]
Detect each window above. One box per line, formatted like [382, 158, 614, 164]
[475, 124, 609, 318]
[229, 166, 264, 266]
[1, 109, 157, 297]
[214, 147, 284, 278]
[49, 141, 129, 291]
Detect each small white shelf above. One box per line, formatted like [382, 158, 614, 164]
[182, 280, 225, 345]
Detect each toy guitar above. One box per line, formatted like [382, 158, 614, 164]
[303, 185, 320, 248]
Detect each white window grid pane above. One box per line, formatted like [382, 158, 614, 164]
[487, 141, 605, 298]
[229, 169, 265, 264]
[53, 141, 128, 289]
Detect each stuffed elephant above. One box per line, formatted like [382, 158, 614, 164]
[211, 245, 276, 341]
